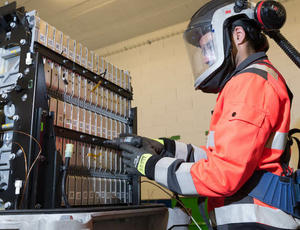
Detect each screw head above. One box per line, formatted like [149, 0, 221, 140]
[20, 39, 26, 45]
[21, 94, 27, 102]
[18, 73, 24, 79]
[13, 115, 19, 121]
[10, 22, 16, 28]
[4, 202, 11, 209]
[24, 68, 30, 75]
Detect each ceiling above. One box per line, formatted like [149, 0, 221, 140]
[4, 0, 209, 50]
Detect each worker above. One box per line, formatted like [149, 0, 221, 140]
[106, 0, 300, 229]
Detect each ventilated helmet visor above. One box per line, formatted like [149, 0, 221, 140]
[183, 24, 218, 83]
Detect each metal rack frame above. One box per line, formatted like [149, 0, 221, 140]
[0, 2, 140, 210]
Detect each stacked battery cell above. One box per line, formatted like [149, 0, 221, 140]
[30, 13, 134, 206]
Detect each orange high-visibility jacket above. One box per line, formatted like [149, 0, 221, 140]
[144, 53, 300, 229]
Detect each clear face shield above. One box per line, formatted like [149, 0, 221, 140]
[183, 24, 218, 84]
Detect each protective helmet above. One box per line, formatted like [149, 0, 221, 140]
[184, 0, 268, 93]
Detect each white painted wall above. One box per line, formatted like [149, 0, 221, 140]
[95, 0, 300, 199]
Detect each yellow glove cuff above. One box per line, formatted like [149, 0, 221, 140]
[137, 153, 152, 176]
[152, 138, 164, 145]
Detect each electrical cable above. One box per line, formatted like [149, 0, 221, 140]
[62, 157, 70, 208]
[12, 142, 28, 210]
[12, 142, 27, 178]
[7, 130, 42, 208]
[141, 180, 202, 230]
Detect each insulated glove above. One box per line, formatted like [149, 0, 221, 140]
[104, 134, 164, 155]
[119, 143, 155, 176]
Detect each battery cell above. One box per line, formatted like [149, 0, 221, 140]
[111, 179, 117, 204]
[91, 82, 97, 106]
[76, 141, 84, 168]
[79, 108, 85, 133]
[117, 179, 121, 204]
[57, 100, 64, 127]
[79, 76, 85, 101]
[104, 148, 110, 171]
[101, 147, 106, 171]
[75, 176, 82, 205]
[88, 145, 96, 170]
[49, 97, 57, 125]
[107, 91, 112, 112]
[119, 70, 124, 90]
[88, 177, 95, 205]
[59, 67, 67, 94]
[82, 46, 88, 68]
[116, 121, 121, 137]
[114, 150, 119, 173]
[88, 50, 93, 71]
[107, 117, 112, 140]
[116, 95, 120, 115]
[121, 180, 126, 203]
[38, 19, 47, 46]
[47, 25, 55, 50]
[86, 80, 92, 104]
[95, 177, 101, 205]
[66, 70, 73, 96]
[68, 176, 75, 206]
[81, 177, 88, 205]
[94, 54, 99, 74]
[92, 146, 97, 170]
[95, 146, 101, 170]
[69, 139, 76, 167]
[75, 42, 82, 65]
[103, 89, 108, 110]
[64, 102, 72, 129]
[51, 63, 61, 92]
[112, 119, 117, 139]
[85, 110, 91, 134]
[44, 58, 52, 89]
[54, 29, 62, 54]
[99, 57, 105, 75]
[102, 116, 107, 138]
[68, 39, 76, 62]
[110, 149, 115, 172]
[91, 112, 96, 136]
[97, 87, 103, 109]
[84, 143, 91, 169]
[125, 99, 130, 118]
[56, 136, 63, 159]
[62, 34, 69, 58]
[106, 179, 112, 204]
[51, 63, 59, 91]
[97, 114, 102, 137]
[101, 178, 106, 204]
[71, 105, 78, 131]
[73, 74, 80, 98]
[119, 150, 124, 173]
[93, 178, 102, 204]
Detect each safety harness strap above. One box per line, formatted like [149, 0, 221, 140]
[246, 170, 300, 219]
[289, 128, 300, 169]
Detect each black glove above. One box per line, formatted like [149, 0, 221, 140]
[119, 143, 156, 176]
[104, 134, 164, 155]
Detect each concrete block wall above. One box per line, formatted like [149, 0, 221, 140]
[95, 0, 300, 199]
